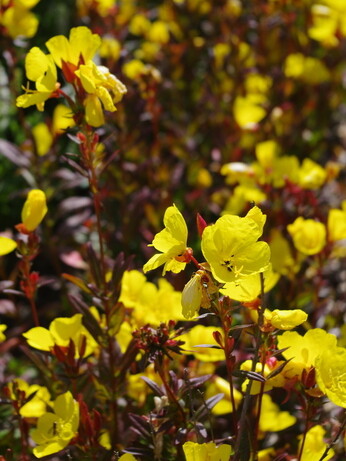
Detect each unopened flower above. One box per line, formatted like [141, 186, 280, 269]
[287, 217, 326, 255]
[262, 308, 308, 331]
[20, 189, 48, 232]
[143, 204, 191, 275]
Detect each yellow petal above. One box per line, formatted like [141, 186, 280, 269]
[25, 47, 50, 81]
[0, 236, 17, 255]
[21, 189, 48, 231]
[23, 327, 54, 351]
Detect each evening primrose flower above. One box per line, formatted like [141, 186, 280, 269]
[180, 325, 225, 362]
[0, 0, 40, 39]
[31, 391, 79, 458]
[327, 203, 346, 242]
[19, 189, 47, 232]
[16, 47, 59, 112]
[23, 313, 98, 358]
[259, 394, 296, 432]
[75, 62, 127, 126]
[143, 204, 191, 275]
[315, 346, 346, 408]
[205, 376, 242, 414]
[287, 217, 326, 256]
[45, 26, 101, 70]
[201, 206, 270, 284]
[277, 328, 337, 379]
[183, 441, 232, 461]
[298, 425, 334, 461]
[8, 379, 51, 418]
[120, 270, 184, 326]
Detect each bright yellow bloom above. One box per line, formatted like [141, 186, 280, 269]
[143, 204, 190, 275]
[45, 26, 101, 69]
[20, 189, 48, 232]
[0, 0, 40, 39]
[201, 206, 270, 283]
[315, 346, 346, 408]
[0, 236, 17, 256]
[180, 325, 225, 362]
[118, 455, 138, 461]
[277, 329, 337, 378]
[120, 270, 184, 326]
[183, 441, 232, 461]
[298, 425, 334, 461]
[23, 313, 98, 358]
[298, 158, 327, 190]
[205, 376, 242, 414]
[31, 391, 79, 458]
[75, 62, 127, 127]
[328, 205, 346, 242]
[284, 53, 330, 84]
[8, 379, 51, 418]
[259, 394, 296, 432]
[16, 48, 59, 112]
[287, 217, 326, 255]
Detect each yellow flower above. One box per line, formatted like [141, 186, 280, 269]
[45, 26, 101, 69]
[120, 270, 184, 326]
[298, 425, 334, 461]
[20, 189, 48, 232]
[315, 346, 346, 408]
[8, 379, 51, 418]
[0, 236, 17, 256]
[183, 441, 232, 461]
[284, 53, 330, 84]
[327, 204, 346, 242]
[201, 206, 270, 283]
[75, 62, 127, 127]
[277, 328, 337, 379]
[180, 325, 225, 362]
[16, 48, 59, 112]
[0, 0, 40, 39]
[259, 394, 296, 432]
[143, 204, 190, 275]
[23, 313, 98, 358]
[205, 376, 242, 414]
[298, 158, 327, 190]
[31, 391, 79, 458]
[287, 217, 326, 255]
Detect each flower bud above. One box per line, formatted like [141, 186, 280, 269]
[20, 189, 48, 232]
